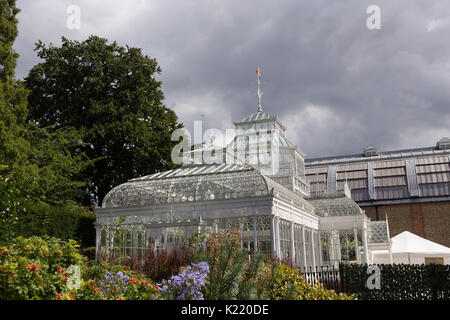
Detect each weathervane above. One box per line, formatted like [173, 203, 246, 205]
[256, 67, 262, 112]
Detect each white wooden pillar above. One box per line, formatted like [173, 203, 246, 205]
[290, 222, 295, 265]
[95, 224, 101, 261]
[317, 231, 322, 266]
[354, 227, 360, 263]
[270, 215, 276, 258]
[253, 213, 258, 252]
[388, 244, 393, 264]
[275, 217, 281, 259]
[386, 214, 393, 264]
[362, 220, 370, 264]
[311, 230, 316, 268]
[302, 225, 307, 268]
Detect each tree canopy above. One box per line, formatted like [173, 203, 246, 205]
[0, 1, 93, 243]
[25, 36, 182, 205]
[0, 0, 28, 165]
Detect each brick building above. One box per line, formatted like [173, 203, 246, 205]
[305, 138, 450, 247]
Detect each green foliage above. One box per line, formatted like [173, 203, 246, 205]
[236, 250, 263, 299]
[14, 202, 95, 247]
[0, 236, 87, 299]
[340, 263, 450, 300]
[76, 212, 96, 248]
[24, 125, 92, 204]
[25, 35, 183, 204]
[198, 229, 244, 299]
[0, 236, 160, 300]
[0, 0, 29, 166]
[197, 229, 270, 300]
[0, 1, 92, 244]
[0, 81, 29, 165]
[0, 0, 20, 81]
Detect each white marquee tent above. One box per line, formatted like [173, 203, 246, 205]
[372, 231, 450, 265]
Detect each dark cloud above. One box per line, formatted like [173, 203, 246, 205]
[14, 0, 450, 157]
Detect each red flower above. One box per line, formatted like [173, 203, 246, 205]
[56, 293, 63, 300]
[130, 278, 138, 284]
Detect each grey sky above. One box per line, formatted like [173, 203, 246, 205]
[14, 0, 450, 158]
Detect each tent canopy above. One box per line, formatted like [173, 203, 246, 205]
[390, 231, 450, 255]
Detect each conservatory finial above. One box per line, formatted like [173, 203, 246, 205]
[256, 67, 262, 112]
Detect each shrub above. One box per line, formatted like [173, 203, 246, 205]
[117, 246, 195, 283]
[195, 229, 270, 300]
[14, 202, 95, 248]
[67, 260, 160, 300]
[269, 263, 355, 300]
[74, 211, 96, 247]
[0, 236, 86, 299]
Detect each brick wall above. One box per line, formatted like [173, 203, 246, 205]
[421, 202, 450, 248]
[361, 202, 450, 247]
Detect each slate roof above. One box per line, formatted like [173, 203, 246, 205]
[305, 145, 450, 204]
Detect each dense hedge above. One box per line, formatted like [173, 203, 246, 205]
[14, 202, 96, 248]
[340, 263, 450, 300]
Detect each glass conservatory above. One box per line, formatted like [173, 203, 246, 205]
[95, 91, 391, 266]
[96, 162, 321, 266]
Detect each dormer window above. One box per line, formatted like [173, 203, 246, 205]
[364, 145, 379, 157]
[436, 137, 450, 150]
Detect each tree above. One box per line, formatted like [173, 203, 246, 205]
[0, 0, 29, 166]
[0, 0, 30, 242]
[0, 1, 92, 243]
[25, 36, 183, 205]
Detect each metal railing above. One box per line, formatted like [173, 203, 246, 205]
[299, 265, 342, 292]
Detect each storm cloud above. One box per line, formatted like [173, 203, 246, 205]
[14, 0, 450, 158]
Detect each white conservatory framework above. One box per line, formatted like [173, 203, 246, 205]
[95, 73, 391, 267]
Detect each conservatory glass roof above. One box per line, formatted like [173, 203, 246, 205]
[308, 195, 364, 217]
[227, 131, 293, 149]
[239, 111, 273, 122]
[102, 163, 314, 210]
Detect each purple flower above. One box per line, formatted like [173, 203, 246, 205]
[157, 262, 209, 300]
[99, 271, 130, 296]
